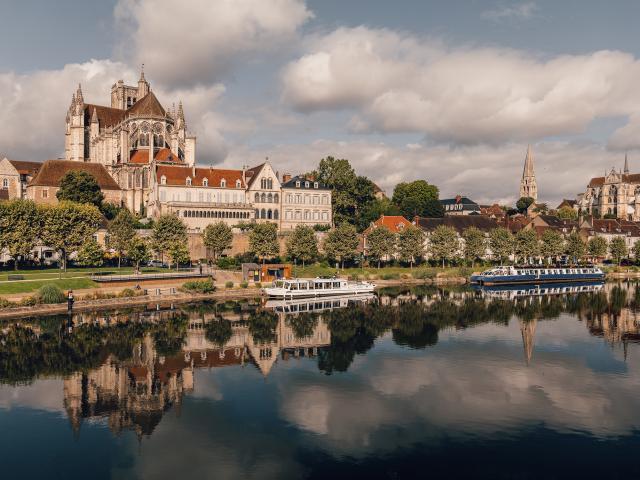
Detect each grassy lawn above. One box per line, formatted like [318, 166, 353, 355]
[0, 278, 97, 295]
[0, 266, 170, 282]
[293, 264, 476, 280]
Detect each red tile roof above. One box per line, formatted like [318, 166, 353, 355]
[364, 215, 412, 234]
[129, 148, 181, 164]
[157, 165, 245, 188]
[28, 160, 121, 190]
[7, 160, 42, 176]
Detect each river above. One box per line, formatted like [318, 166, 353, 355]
[0, 282, 639, 479]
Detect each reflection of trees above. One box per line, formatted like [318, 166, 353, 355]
[152, 314, 188, 356]
[610, 285, 627, 315]
[205, 317, 233, 347]
[393, 302, 438, 349]
[286, 313, 319, 340]
[248, 310, 278, 345]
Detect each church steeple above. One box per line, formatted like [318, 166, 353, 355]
[519, 144, 538, 201]
[137, 64, 150, 97]
[624, 152, 629, 175]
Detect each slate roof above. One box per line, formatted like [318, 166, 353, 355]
[281, 175, 330, 190]
[413, 215, 499, 233]
[28, 160, 121, 190]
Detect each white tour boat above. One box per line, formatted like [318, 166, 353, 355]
[264, 277, 376, 299]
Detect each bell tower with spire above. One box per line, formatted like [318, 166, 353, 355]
[519, 144, 538, 201]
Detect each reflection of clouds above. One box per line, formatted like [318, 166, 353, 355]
[279, 319, 640, 457]
[190, 370, 223, 401]
[0, 379, 64, 413]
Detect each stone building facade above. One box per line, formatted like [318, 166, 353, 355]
[280, 175, 332, 230]
[245, 162, 282, 225]
[0, 158, 41, 199]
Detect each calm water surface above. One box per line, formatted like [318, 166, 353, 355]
[1, 283, 639, 479]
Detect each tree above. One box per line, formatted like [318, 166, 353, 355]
[167, 241, 190, 268]
[324, 223, 359, 269]
[516, 196, 535, 212]
[397, 226, 425, 268]
[515, 229, 539, 263]
[40, 201, 103, 271]
[392, 180, 441, 219]
[76, 238, 104, 267]
[587, 236, 608, 261]
[358, 197, 401, 230]
[203, 222, 233, 263]
[56, 171, 104, 207]
[557, 206, 578, 220]
[0, 199, 41, 270]
[633, 239, 640, 264]
[151, 214, 188, 264]
[609, 236, 628, 265]
[286, 225, 318, 267]
[541, 229, 564, 263]
[128, 235, 150, 273]
[462, 227, 486, 267]
[429, 225, 459, 268]
[365, 226, 396, 268]
[249, 223, 279, 264]
[108, 209, 136, 268]
[565, 231, 586, 263]
[489, 228, 514, 263]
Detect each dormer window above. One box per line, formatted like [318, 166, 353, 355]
[305, 181, 310, 188]
[236, 179, 241, 188]
[160, 175, 166, 185]
[186, 177, 192, 186]
[221, 179, 226, 188]
[314, 182, 318, 189]
[296, 181, 301, 188]
[203, 178, 208, 187]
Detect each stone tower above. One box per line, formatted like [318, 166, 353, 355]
[519, 144, 537, 201]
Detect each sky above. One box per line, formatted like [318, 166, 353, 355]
[2, 0, 640, 205]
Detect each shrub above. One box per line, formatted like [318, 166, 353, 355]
[240, 281, 249, 288]
[225, 281, 234, 289]
[381, 273, 400, 280]
[348, 274, 360, 281]
[254, 282, 262, 288]
[36, 284, 65, 304]
[216, 257, 238, 270]
[0, 298, 16, 309]
[412, 269, 436, 280]
[182, 279, 216, 294]
[119, 288, 136, 298]
[19, 296, 37, 306]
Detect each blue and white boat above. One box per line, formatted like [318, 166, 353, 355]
[470, 265, 605, 285]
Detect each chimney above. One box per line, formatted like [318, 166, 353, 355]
[282, 173, 292, 183]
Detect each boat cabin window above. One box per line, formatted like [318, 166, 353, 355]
[333, 282, 340, 288]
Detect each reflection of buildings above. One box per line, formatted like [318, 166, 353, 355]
[520, 319, 537, 365]
[586, 304, 640, 352]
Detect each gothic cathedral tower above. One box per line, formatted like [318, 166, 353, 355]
[519, 144, 537, 201]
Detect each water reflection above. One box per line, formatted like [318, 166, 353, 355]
[1, 284, 640, 478]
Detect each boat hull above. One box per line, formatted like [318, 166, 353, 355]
[470, 273, 605, 286]
[264, 286, 375, 298]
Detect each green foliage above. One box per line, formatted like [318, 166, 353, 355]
[565, 231, 586, 262]
[108, 209, 136, 267]
[490, 227, 514, 263]
[225, 281, 234, 288]
[182, 279, 216, 293]
[152, 214, 188, 267]
[254, 282, 262, 288]
[365, 226, 396, 268]
[39, 201, 103, 270]
[324, 223, 359, 269]
[119, 288, 136, 298]
[36, 284, 65, 304]
[515, 229, 539, 262]
[0, 199, 41, 270]
[461, 227, 486, 265]
[541, 229, 565, 262]
[516, 196, 535, 212]
[286, 225, 318, 267]
[249, 223, 279, 263]
[557, 206, 578, 220]
[397, 226, 425, 267]
[609, 236, 629, 265]
[287, 313, 319, 340]
[216, 256, 238, 269]
[588, 236, 608, 259]
[76, 238, 104, 267]
[248, 310, 278, 344]
[205, 318, 233, 347]
[359, 198, 401, 228]
[99, 202, 123, 221]
[429, 225, 459, 267]
[56, 171, 104, 207]
[240, 281, 249, 288]
[603, 213, 618, 220]
[633, 240, 640, 262]
[127, 236, 150, 271]
[392, 180, 441, 219]
[203, 222, 233, 261]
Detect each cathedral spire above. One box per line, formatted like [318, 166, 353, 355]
[137, 64, 150, 97]
[76, 84, 83, 104]
[624, 152, 629, 175]
[519, 144, 538, 201]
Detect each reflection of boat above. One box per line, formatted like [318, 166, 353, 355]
[264, 278, 375, 298]
[474, 281, 604, 299]
[264, 293, 376, 313]
[470, 265, 605, 285]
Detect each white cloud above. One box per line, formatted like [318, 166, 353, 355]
[114, 0, 312, 88]
[282, 27, 640, 146]
[481, 2, 538, 22]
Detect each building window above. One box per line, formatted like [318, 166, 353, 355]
[255, 192, 260, 202]
[314, 182, 318, 189]
[274, 209, 279, 220]
[305, 181, 309, 188]
[186, 177, 192, 186]
[203, 178, 208, 187]
[322, 212, 328, 221]
[267, 193, 273, 203]
[221, 179, 226, 188]
[236, 179, 241, 188]
[296, 181, 301, 188]
[1, 179, 8, 189]
[274, 193, 279, 203]
[42, 189, 48, 199]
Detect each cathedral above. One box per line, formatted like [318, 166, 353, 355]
[64, 68, 195, 214]
[519, 145, 537, 201]
[577, 155, 640, 221]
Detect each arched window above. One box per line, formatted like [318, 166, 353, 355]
[186, 177, 192, 186]
[274, 193, 279, 203]
[267, 193, 273, 203]
[261, 208, 266, 219]
[268, 179, 273, 189]
[236, 179, 241, 188]
[255, 192, 260, 202]
[267, 209, 273, 219]
[255, 209, 260, 219]
[1, 179, 8, 189]
[274, 209, 279, 220]
[261, 193, 266, 203]
[220, 179, 226, 188]
[261, 178, 266, 189]
[203, 178, 208, 187]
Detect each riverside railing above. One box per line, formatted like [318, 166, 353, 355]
[90, 267, 215, 283]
